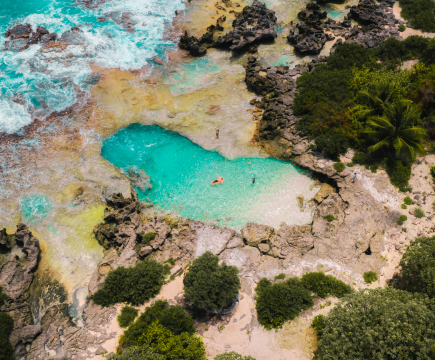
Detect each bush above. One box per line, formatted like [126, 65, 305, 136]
[398, 0, 435, 33]
[386, 158, 412, 192]
[312, 314, 326, 338]
[119, 300, 195, 350]
[401, 203, 407, 209]
[143, 232, 156, 244]
[403, 196, 414, 205]
[431, 166, 435, 178]
[118, 306, 139, 328]
[92, 259, 165, 307]
[255, 277, 313, 328]
[137, 321, 206, 360]
[300, 272, 352, 298]
[0, 312, 14, 360]
[398, 24, 406, 32]
[397, 214, 408, 225]
[274, 273, 285, 281]
[316, 287, 435, 359]
[323, 215, 335, 222]
[214, 352, 256, 360]
[363, 271, 378, 284]
[314, 130, 350, 159]
[108, 346, 165, 360]
[333, 162, 345, 172]
[346, 162, 354, 167]
[397, 235, 435, 297]
[415, 207, 425, 218]
[183, 251, 240, 310]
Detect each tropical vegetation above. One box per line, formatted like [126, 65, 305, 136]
[118, 306, 139, 328]
[0, 312, 14, 360]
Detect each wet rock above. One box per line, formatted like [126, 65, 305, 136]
[4, 24, 57, 51]
[296, 195, 304, 208]
[180, 0, 277, 55]
[241, 223, 274, 246]
[314, 183, 335, 203]
[20, 325, 42, 343]
[0, 228, 10, 249]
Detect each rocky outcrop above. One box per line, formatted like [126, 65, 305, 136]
[314, 183, 335, 203]
[180, 0, 277, 55]
[0, 228, 10, 249]
[241, 223, 274, 246]
[4, 24, 57, 51]
[288, 3, 333, 54]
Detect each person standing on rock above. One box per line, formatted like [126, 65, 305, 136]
[353, 172, 357, 183]
[216, 128, 219, 139]
[154, 212, 157, 225]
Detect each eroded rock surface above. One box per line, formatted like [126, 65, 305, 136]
[4, 24, 57, 51]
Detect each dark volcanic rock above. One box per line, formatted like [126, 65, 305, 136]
[5, 24, 32, 40]
[288, 3, 332, 54]
[0, 228, 10, 249]
[180, 0, 277, 55]
[4, 24, 57, 51]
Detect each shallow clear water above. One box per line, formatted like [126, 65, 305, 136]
[0, 0, 184, 133]
[102, 124, 317, 230]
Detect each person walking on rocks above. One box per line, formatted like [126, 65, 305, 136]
[353, 172, 357, 183]
[216, 128, 219, 139]
[154, 212, 157, 226]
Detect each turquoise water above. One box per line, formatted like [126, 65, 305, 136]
[0, 0, 185, 133]
[102, 124, 314, 230]
[20, 194, 54, 222]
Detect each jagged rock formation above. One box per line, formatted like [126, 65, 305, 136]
[0, 228, 10, 249]
[288, 3, 334, 54]
[180, 0, 277, 55]
[4, 24, 57, 51]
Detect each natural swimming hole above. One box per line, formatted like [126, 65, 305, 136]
[102, 124, 318, 230]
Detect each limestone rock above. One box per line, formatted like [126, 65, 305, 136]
[138, 245, 153, 258]
[269, 224, 314, 258]
[195, 225, 235, 257]
[226, 234, 244, 249]
[241, 223, 274, 246]
[296, 195, 304, 208]
[314, 183, 335, 203]
[170, 265, 182, 276]
[20, 325, 42, 343]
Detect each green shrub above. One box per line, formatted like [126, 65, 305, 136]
[183, 251, 240, 310]
[214, 352, 256, 360]
[397, 214, 408, 225]
[403, 196, 414, 205]
[396, 236, 435, 297]
[323, 215, 335, 222]
[119, 300, 195, 349]
[333, 162, 345, 172]
[312, 314, 326, 338]
[415, 207, 425, 218]
[398, 0, 435, 33]
[346, 162, 354, 167]
[137, 321, 206, 360]
[300, 272, 352, 298]
[108, 346, 165, 360]
[118, 306, 139, 328]
[163, 264, 171, 276]
[92, 259, 165, 307]
[316, 288, 435, 359]
[0, 286, 7, 306]
[274, 273, 285, 281]
[255, 277, 313, 328]
[386, 158, 412, 192]
[143, 232, 156, 245]
[399, 24, 406, 32]
[314, 130, 350, 159]
[0, 312, 14, 360]
[363, 271, 378, 284]
[401, 203, 407, 209]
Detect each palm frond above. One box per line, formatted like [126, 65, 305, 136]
[393, 137, 415, 162]
[368, 137, 392, 153]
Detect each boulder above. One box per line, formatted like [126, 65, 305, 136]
[0, 228, 9, 249]
[21, 325, 42, 343]
[296, 195, 304, 208]
[195, 225, 235, 257]
[241, 223, 274, 246]
[314, 183, 335, 203]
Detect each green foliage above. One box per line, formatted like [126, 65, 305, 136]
[183, 251, 240, 310]
[0, 286, 7, 307]
[399, 0, 435, 32]
[314, 130, 350, 159]
[403, 196, 414, 205]
[316, 287, 435, 359]
[300, 272, 352, 298]
[0, 312, 14, 360]
[255, 277, 313, 328]
[137, 321, 206, 360]
[401, 203, 407, 209]
[118, 306, 139, 328]
[120, 300, 195, 349]
[346, 162, 354, 167]
[92, 259, 165, 307]
[397, 235, 435, 297]
[108, 346, 165, 360]
[399, 24, 406, 32]
[323, 215, 335, 222]
[363, 271, 378, 284]
[163, 264, 171, 276]
[397, 214, 408, 225]
[274, 273, 285, 281]
[143, 232, 156, 245]
[386, 158, 412, 192]
[431, 166, 435, 178]
[214, 352, 256, 360]
[312, 314, 326, 338]
[415, 207, 425, 218]
[333, 162, 345, 172]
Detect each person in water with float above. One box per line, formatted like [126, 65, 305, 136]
[211, 176, 224, 185]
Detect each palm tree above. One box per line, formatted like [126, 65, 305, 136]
[357, 81, 401, 116]
[365, 99, 428, 162]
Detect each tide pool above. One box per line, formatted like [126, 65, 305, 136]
[0, 0, 185, 133]
[102, 124, 317, 230]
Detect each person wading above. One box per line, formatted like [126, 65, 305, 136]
[216, 128, 219, 139]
